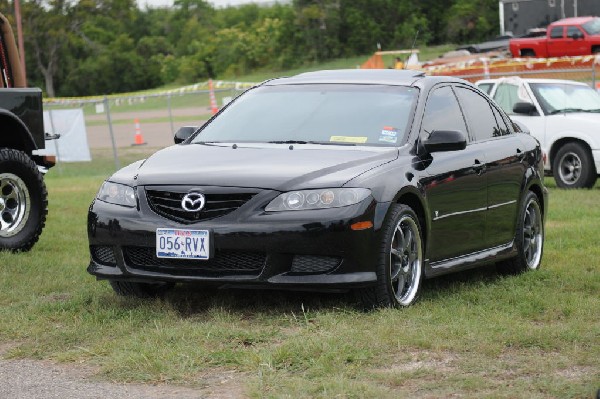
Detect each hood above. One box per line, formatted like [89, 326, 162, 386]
[131, 143, 399, 191]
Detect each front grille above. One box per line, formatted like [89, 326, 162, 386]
[291, 255, 341, 274]
[145, 189, 255, 224]
[91, 245, 117, 266]
[123, 246, 265, 275]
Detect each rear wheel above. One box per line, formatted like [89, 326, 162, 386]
[109, 280, 175, 298]
[356, 204, 423, 309]
[552, 142, 596, 188]
[497, 191, 544, 274]
[0, 148, 47, 251]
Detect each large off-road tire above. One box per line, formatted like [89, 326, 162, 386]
[356, 204, 424, 309]
[497, 191, 544, 274]
[0, 148, 47, 252]
[109, 280, 175, 298]
[552, 142, 597, 188]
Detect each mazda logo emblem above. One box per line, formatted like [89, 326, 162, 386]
[181, 192, 206, 212]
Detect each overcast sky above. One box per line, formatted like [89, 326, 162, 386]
[137, 0, 280, 9]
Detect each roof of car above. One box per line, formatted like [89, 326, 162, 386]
[476, 77, 589, 86]
[264, 69, 428, 87]
[551, 16, 596, 26]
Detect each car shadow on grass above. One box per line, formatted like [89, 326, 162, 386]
[153, 263, 509, 316]
[163, 284, 354, 317]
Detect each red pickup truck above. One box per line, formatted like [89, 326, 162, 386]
[509, 16, 600, 57]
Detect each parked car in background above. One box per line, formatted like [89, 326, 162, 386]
[509, 16, 600, 57]
[88, 70, 547, 308]
[477, 77, 600, 188]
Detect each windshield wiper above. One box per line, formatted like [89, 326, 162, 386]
[267, 140, 357, 146]
[268, 140, 309, 144]
[548, 108, 587, 115]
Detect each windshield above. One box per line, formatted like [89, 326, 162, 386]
[529, 82, 600, 114]
[191, 84, 418, 146]
[582, 18, 600, 35]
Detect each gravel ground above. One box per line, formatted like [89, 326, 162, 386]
[0, 357, 244, 399]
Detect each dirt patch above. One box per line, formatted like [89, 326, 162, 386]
[0, 351, 248, 399]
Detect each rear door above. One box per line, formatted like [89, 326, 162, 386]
[454, 86, 523, 248]
[566, 26, 588, 55]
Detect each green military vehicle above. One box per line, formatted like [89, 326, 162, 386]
[0, 13, 54, 251]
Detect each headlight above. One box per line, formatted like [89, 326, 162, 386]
[97, 181, 137, 207]
[265, 188, 371, 211]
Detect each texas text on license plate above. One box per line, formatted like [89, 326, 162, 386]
[156, 228, 209, 259]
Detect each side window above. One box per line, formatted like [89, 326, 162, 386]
[477, 83, 493, 95]
[567, 26, 583, 38]
[550, 26, 564, 38]
[421, 86, 468, 139]
[491, 105, 510, 136]
[492, 83, 520, 114]
[454, 87, 499, 142]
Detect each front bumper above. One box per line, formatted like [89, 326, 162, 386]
[87, 188, 389, 291]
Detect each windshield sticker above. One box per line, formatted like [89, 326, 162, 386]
[379, 127, 398, 143]
[330, 136, 368, 144]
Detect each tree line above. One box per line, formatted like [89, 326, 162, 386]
[0, 0, 499, 97]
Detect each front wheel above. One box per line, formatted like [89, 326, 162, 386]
[497, 191, 544, 274]
[356, 204, 424, 309]
[552, 142, 597, 188]
[0, 148, 48, 252]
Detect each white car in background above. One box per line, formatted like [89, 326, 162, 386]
[477, 77, 600, 188]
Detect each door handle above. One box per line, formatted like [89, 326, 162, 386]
[473, 159, 486, 175]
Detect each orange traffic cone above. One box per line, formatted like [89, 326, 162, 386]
[208, 79, 219, 115]
[131, 118, 147, 146]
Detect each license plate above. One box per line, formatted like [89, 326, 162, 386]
[156, 228, 209, 259]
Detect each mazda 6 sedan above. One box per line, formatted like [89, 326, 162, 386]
[87, 69, 547, 308]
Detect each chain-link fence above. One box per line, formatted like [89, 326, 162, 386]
[425, 55, 600, 86]
[44, 82, 251, 171]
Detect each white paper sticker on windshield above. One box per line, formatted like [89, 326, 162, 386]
[330, 136, 368, 143]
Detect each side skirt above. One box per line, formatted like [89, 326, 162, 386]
[424, 242, 516, 278]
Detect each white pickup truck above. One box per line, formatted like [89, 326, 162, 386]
[476, 78, 600, 188]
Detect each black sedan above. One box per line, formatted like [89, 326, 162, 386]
[87, 69, 547, 308]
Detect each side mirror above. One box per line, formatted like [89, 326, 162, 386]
[513, 102, 537, 116]
[174, 126, 198, 144]
[423, 130, 467, 153]
[571, 32, 583, 40]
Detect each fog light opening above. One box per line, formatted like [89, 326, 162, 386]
[351, 221, 373, 230]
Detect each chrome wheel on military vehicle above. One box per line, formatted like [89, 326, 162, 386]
[0, 173, 30, 237]
[0, 149, 47, 252]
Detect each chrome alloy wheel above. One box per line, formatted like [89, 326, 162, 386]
[0, 173, 31, 237]
[523, 197, 543, 270]
[558, 151, 582, 185]
[389, 215, 422, 306]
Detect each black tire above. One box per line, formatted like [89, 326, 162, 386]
[109, 280, 175, 298]
[0, 148, 47, 252]
[497, 191, 544, 274]
[552, 142, 597, 188]
[356, 204, 424, 309]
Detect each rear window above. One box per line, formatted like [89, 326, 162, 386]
[582, 18, 600, 35]
[192, 84, 419, 146]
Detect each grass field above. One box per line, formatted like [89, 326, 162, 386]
[0, 148, 598, 398]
